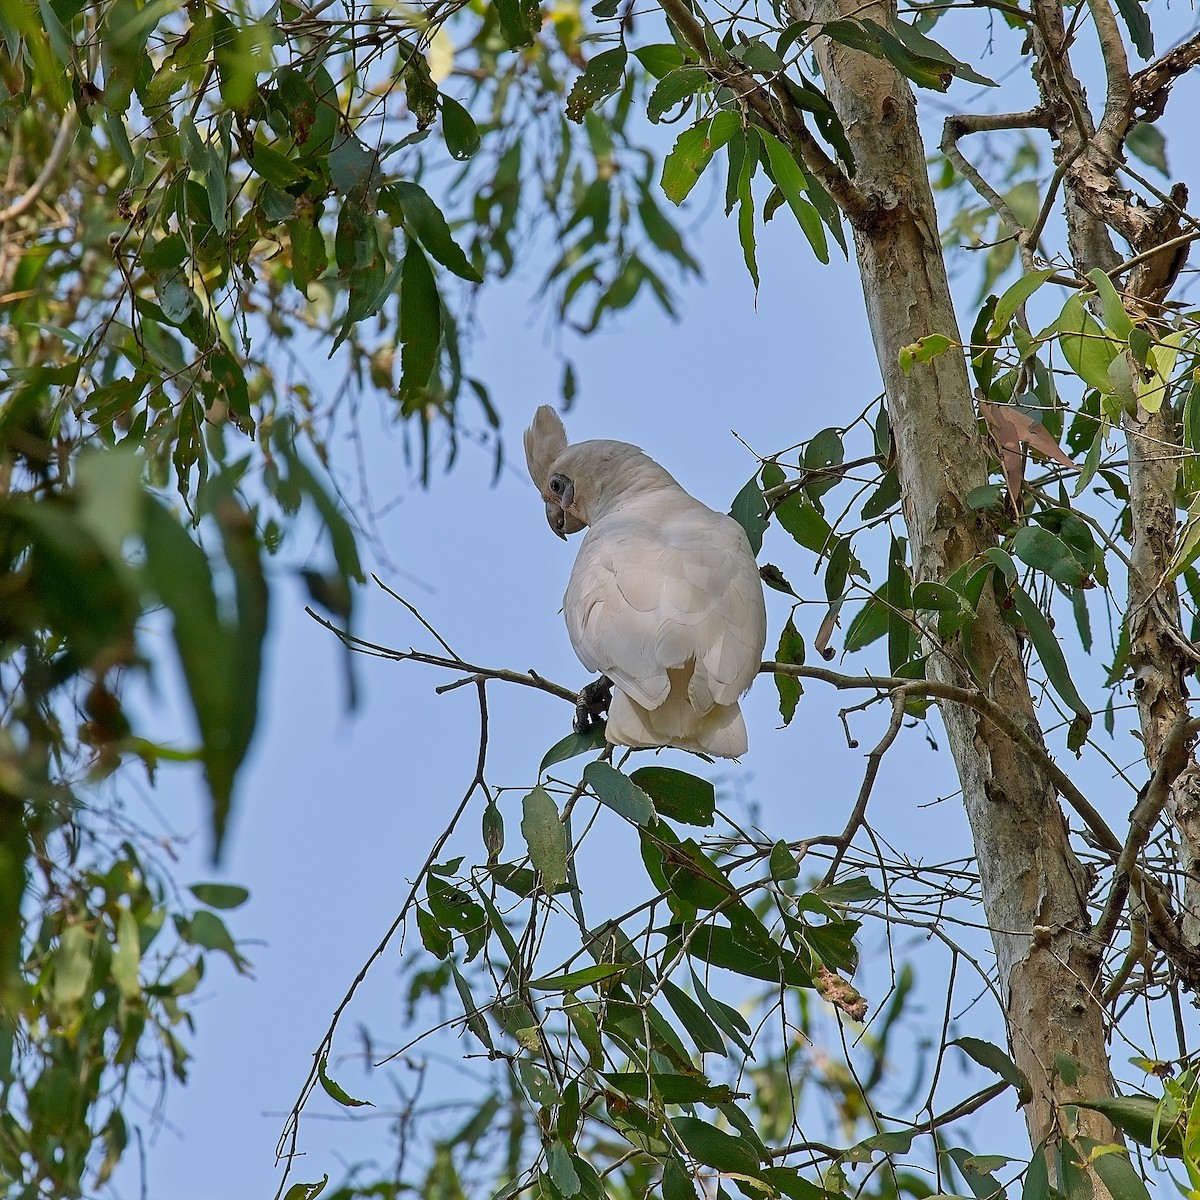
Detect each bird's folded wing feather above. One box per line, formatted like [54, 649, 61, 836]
[564, 499, 765, 714]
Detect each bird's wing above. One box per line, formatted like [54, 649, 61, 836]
[564, 498, 765, 713]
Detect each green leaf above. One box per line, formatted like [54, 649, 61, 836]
[944, 1147, 1010, 1200]
[758, 130, 828, 263]
[111, 907, 141, 1001]
[633, 43, 686, 77]
[772, 614, 805, 726]
[647, 66, 706, 123]
[987, 268, 1057, 340]
[661, 112, 741, 206]
[399, 239, 441, 400]
[1072, 1096, 1185, 1156]
[318, 1056, 373, 1108]
[567, 45, 628, 122]
[629, 766, 715, 826]
[602, 1072, 737, 1105]
[769, 840, 799, 881]
[528, 963, 628, 991]
[662, 838, 737, 909]
[584, 761, 655, 825]
[539, 724, 608, 776]
[661, 980, 727, 1056]
[1010, 586, 1090, 725]
[687, 922, 809, 987]
[53, 922, 92, 1009]
[672, 1116, 761, 1175]
[386, 181, 481, 282]
[663, 1157, 700, 1200]
[1126, 122, 1168, 174]
[844, 585, 889, 652]
[1055, 294, 1119, 393]
[1113, 0, 1153, 58]
[283, 1179, 328, 1200]
[1012, 525, 1091, 589]
[521, 786, 569, 891]
[817, 875, 881, 905]
[416, 904, 453, 959]
[1088, 1146, 1152, 1200]
[546, 1142, 581, 1198]
[440, 94, 480, 160]
[143, 497, 266, 859]
[735, 130, 760, 291]
[189, 883, 250, 909]
[886, 16, 998, 86]
[729, 473, 768, 555]
[180, 909, 250, 972]
[1086, 268, 1134, 338]
[950, 1036, 1033, 1106]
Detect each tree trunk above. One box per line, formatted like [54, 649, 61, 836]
[784, 0, 1120, 1160]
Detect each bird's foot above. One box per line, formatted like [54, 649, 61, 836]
[574, 676, 613, 734]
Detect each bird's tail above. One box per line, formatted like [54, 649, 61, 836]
[606, 685, 748, 758]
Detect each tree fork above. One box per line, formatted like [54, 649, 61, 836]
[782, 0, 1120, 1162]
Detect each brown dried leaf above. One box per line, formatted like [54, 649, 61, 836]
[979, 400, 1076, 505]
[813, 964, 868, 1022]
[815, 602, 840, 661]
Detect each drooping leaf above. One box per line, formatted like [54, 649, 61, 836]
[950, 1036, 1033, 1106]
[520, 786, 569, 891]
[386, 182, 481, 282]
[441, 95, 481, 159]
[566, 45, 628, 122]
[1010, 586, 1090, 727]
[758, 130, 828, 263]
[1012, 525, 1091, 589]
[398, 239, 441, 402]
[987, 268, 1057, 340]
[318, 1056, 373, 1108]
[980, 401, 1075, 502]
[772, 614, 805, 726]
[729, 473, 769, 555]
[661, 112, 741, 205]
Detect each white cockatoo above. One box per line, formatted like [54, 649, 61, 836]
[524, 406, 767, 758]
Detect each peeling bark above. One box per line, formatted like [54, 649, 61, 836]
[782, 0, 1120, 1163]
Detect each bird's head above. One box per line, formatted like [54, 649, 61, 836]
[524, 406, 679, 537]
[525, 406, 587, 539]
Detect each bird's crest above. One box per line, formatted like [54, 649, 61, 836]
[524, 405, 568, 491]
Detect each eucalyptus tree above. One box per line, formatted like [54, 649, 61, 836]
[2, 0, 1199, 1194]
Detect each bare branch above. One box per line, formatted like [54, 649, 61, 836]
[940, 110, 1051, 274]
[822, 689, 907, 885]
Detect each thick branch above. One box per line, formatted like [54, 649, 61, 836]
[1130, 30, 1200, 123]
[1084, 0, 1132, 157]
[655, 0, 871, 222]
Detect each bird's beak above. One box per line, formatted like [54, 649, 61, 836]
[545, 499, 568, 539]
[544, 481, 585, 540]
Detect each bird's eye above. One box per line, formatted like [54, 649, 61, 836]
[550, 477, 564, 496]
